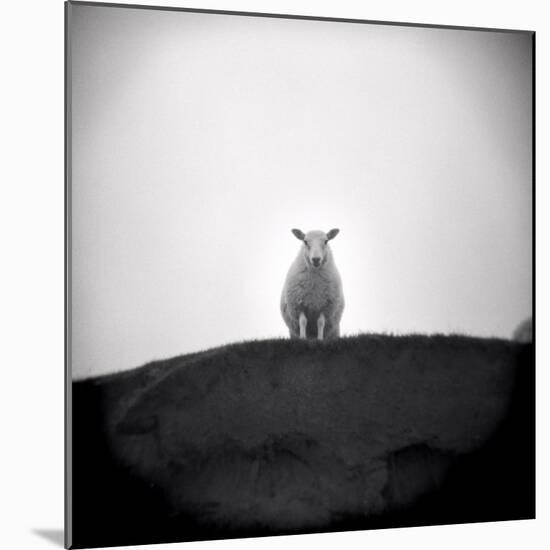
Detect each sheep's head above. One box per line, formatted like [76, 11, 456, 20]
[291, 228, 339, 269]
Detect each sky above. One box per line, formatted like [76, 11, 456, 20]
[69, 4, 532, 379]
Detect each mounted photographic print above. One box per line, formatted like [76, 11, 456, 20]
[65, 1, 535, 548]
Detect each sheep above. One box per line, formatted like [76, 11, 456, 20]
[512, 317, 532, 343]
[280, 228, 345, 340]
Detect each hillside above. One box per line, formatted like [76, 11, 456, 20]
[70, 334, 534, 549]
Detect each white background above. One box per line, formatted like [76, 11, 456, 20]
[0, 0, 546, 549]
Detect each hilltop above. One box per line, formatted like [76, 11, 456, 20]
[70, 333, 534, 549]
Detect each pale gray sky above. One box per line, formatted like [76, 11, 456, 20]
[69, 4, 532, 379]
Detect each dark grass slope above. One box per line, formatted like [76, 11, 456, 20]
[70, 334, 534, 549]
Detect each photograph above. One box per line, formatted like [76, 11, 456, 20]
[66, 2, 534, 548]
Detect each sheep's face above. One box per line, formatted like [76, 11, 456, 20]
[292, 228, 340, 269]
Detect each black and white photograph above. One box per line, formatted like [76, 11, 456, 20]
[65, 1, 534, 548]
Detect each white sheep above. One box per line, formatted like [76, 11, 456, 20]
[512, 317, 532, 343]
[280, 228, 345, 340]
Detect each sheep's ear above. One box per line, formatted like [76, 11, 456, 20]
[291, 228, 305, 241]
[326, 228, 340, 240]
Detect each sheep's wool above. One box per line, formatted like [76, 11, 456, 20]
[281, 235, 344, 339]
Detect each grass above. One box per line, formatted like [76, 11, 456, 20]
[70, 332, 533, 549]
[81, 331, 519, 384]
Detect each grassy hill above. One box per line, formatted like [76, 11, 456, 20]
[70, 334, 534, 548]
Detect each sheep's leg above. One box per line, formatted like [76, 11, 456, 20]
[317, 313, 325, 340]
[299, 312, 307, 339]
